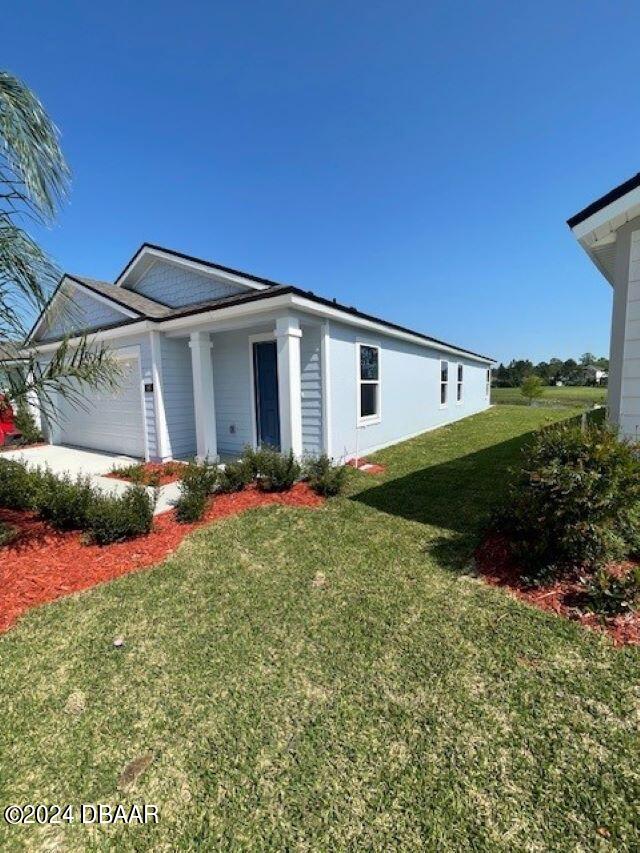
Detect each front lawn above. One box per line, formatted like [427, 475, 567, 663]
[1, 406, 638, 850]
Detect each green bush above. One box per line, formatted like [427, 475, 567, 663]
[86, 485, 155, 545]
[110, 462, 146, 483]
[175, 489, 207, 523]
[217, 459, 253, 493]
[0, 521, 18, 547]
[14, 406, 43, 446]
[175, 460, 218, 523]
[0, 459, 40, 510]
[304, 454, 348, 497]
[242, 446, 300, 492]
[37, 470, 96, 531]
[584, 567, 640, 615]
[494, 423, 640, 581]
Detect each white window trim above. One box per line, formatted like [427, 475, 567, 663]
[440, 359, 449, 409]
[357, 341, 381, 426]
[456, 363, 464, 405]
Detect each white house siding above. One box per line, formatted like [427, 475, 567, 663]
[327, 320, 490, 461]
[300, 324, 323, 456]
[38, 287, 127, 342]
[211, 329, 257, 456]
[128, 260, 246, 308]
[617, 227, 640, 440]
[160, 337, 197, 459]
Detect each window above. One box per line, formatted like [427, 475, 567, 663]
[358, 344, 380, 422]
[457, 364, 463, 402]
[486, 368, 491, 397]
[440, 361, 448, 406]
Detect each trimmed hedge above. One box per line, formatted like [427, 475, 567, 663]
[304, 454, 348, 497]
[175, 459, 218, 523]
[86, 485, 155, 545]
[0, 459, 155, 545]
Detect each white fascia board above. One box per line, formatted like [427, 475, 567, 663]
[28, 291, 494, 365]
[287, 295, 495, 365]
[571, 185, 640, 240]
[115, 246, 270, 291]
[27, 320, 152, 353]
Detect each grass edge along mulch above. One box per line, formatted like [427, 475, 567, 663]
[0, 482, 323, 633]
[475, 534, 639, 646]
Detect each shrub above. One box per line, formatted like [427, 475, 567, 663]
[0, 459, 40, 510]
[110, 462, 146, 483]
[494, 423, 640, 581]
[37, 470, 96, 531]
[86, 485, 155, 545]
[14, 406, 43, 446]
[0, 521, 18, 547]
[175, 459, 218, 523]
[242, 446, 300, 492]
[583, 566, 640, 615]
[217, 459, 253, 493]
[304, 454, 348, 497]
[175, 489, 207, 523]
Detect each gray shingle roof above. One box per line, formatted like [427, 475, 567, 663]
[68, 275, 172, 319]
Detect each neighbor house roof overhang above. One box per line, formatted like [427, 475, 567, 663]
[567, 172, 640, 285]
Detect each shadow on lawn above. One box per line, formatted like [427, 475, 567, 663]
[351, 431, 536, 565]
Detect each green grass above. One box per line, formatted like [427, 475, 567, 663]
[492, 385, 607, 408]
[1, 406, 638, 851]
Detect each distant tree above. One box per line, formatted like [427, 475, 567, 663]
[520, 375, 544, 405]
[580, 352, 597, 366]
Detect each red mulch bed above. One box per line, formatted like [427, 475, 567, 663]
[0, 483, 323, 633]
[106, 461, 185, 486]
[347, 458, 387, 475]
[475, 535, 640, 647]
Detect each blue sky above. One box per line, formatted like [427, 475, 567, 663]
[6, 1, 640, 363]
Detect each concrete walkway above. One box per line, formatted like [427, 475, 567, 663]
[1, 445, 180, 515]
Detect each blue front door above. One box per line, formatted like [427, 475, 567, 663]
[253, 341, 281, 450]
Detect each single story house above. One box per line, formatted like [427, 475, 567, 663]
[568, 173, 640, 440]
[27, 244, 494, 462]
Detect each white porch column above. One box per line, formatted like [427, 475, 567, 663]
[25, 370, 42, 431]
[149, 331, 170, 461]
[189, 331, 218, 461]
[275, 315, 303, 456]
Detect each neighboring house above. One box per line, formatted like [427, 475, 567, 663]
[27, 244, 494, 462]
[582, 364, 608, 386]
[568, 172, 640, 439]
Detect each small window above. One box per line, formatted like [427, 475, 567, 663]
[486, 368, 491, 397]
[457, 364, 463, 402]
[358, 344, 380, 422]
[440, 361, 448, 406]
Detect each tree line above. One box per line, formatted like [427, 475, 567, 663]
[493, 353, 609, 388]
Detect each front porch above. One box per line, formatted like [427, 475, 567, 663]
[152, 313, 326, 463]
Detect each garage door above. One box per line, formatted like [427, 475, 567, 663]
[56, 356, 145, 458]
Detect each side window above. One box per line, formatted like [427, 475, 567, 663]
[486, 368, 491, 397]
[457, 364, 463, 402]
[358, 344, 381, 423]
[440, 360, 448, 406]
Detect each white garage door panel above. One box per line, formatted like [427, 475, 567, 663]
[57, 357, 145, 457]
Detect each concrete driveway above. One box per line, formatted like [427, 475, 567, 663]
[1, 444, 180, 514]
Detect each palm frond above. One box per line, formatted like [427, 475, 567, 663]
[0, 72, 69, 221]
